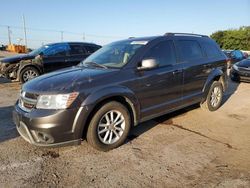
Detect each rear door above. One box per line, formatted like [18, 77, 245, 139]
[136, 40, 183, 118]
[42, 43, 70, 72]
[175, 39, 209, 103]
[66, 44, 88, 66]
[84, 45, 101, 56]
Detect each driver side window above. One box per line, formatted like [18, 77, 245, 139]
[44, 44, 70, 57]
[143, 40, 176, 67]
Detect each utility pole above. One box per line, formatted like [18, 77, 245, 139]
[61, 31, 64, 42]
[82, 33, 85, 41]
[22, 14, 28, 48]
[7, 26, 11, 45]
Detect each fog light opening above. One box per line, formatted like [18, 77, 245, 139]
[35, 131, 54, 144]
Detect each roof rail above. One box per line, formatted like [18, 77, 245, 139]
[164, 33, 208, 37]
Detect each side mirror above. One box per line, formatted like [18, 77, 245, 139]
[138, 59, 159, 70]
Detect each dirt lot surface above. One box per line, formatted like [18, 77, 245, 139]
[0, 54, 250, 187]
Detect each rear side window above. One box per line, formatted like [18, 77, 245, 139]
[144, 40, 176, 67]
[202, 42, 222, 58]
[177, 40, 203, 61]
[84, 45, 100, 54]
[69, 44, 86, 55]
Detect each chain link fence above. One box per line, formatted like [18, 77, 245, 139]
[0, 25, 126, 49]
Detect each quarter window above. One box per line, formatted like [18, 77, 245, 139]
[177, 40, 203, 61]
[202, 42, 222, 58]
[143, 40, 176, 67]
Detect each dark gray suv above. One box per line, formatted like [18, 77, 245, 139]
[13, 33, 228, 151]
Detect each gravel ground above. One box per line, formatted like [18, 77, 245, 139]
[0, 52, 250, 187]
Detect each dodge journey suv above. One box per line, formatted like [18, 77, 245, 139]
[13, 33, 228, 151]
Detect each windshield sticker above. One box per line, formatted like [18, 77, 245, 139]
[130, 41, 148, 45]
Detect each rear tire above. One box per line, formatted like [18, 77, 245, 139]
[86, 101, 131, 151]
[200, 81, 223, 111]
[20, 66, 40, 83]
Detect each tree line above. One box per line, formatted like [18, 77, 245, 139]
[210, 26, 250, 50]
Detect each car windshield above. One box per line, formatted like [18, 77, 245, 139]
[80, 40, 147, 68]
[29, 45, 50, 56]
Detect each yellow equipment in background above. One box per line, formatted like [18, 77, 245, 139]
[7, 44, 27, 53]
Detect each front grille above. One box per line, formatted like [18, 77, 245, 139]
[24, 92, 38, 99]
[18, 91, 38, 112]
[238, 67, 250, 72]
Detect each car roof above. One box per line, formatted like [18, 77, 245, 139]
[46, 42, 100, 46]
[114, 36, 160, 43]
[114, 33, 212, 44]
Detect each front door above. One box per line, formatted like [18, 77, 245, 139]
[65, 44, 89, 67]
[42, 43, 70, 73]
[136, 40, 183, 119]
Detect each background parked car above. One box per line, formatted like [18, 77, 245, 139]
[0, 42, 101, 83]
[223, 49, 246, 68]
[230, 59, 250, 82]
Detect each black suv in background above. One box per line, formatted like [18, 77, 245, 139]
[13, 33, 228, 151]
[0, 42, 101, 82]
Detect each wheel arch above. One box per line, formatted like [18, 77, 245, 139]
[17, 61, 43, 81]
[79, 86, 140, 139]
[202, 68, 227, 102]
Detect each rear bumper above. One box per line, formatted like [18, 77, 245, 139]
[13, 102, 92, 147]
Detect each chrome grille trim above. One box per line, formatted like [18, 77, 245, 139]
[238, 67, 250, 72]
[18, 91, 38, 112]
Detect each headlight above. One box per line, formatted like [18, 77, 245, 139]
[36, 92, 79, 109]
[233, 64, 239, 71]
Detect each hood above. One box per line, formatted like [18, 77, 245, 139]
[22, 66, 119, 94]
[237, 59, 250, 68]
[0, 54, 35, 63]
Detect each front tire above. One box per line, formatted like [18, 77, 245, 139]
[20, 66, 40, 83]
[86, 101, 131, 151]
[201, 81, 223, 111]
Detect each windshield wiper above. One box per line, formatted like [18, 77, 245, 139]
[84, 61, 108, 69]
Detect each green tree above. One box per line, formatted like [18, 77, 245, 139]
[210, 26, 250, 50]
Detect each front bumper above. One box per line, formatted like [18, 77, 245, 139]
[0, 62, 18, 79]
[230, 69, 250, 82]
[13, 103, 90, 147]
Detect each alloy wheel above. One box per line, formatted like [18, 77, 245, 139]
[97, 110, 125, 145]
[210, 86, 222, 107]
[23, 70, 38, 82]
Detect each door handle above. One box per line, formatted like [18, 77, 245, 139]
[172, 69, 183, 75]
